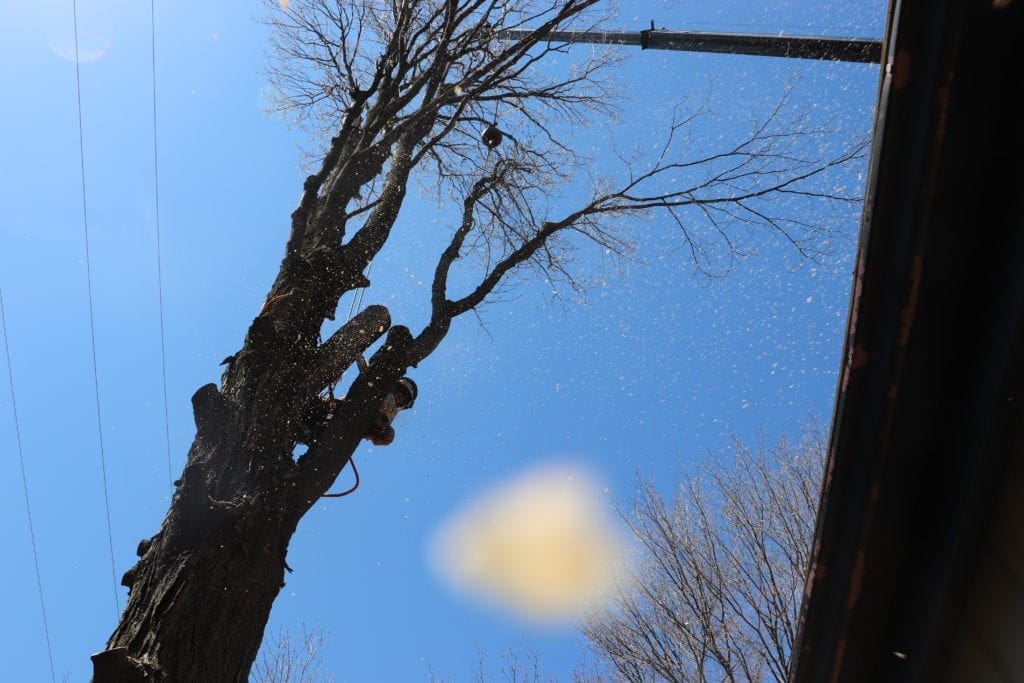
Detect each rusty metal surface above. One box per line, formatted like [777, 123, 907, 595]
[790, 0, 1024, 680]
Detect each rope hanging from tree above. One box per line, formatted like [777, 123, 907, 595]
[321, 260, 373, 400]
[321, 457, 360, 498]
[320, 260, 373, 499]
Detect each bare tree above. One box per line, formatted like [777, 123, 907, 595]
[252, 624, 334, 683]
[584, 422, 827, 683]
[428, 645, 613, 683]
[464, 646, 553, 683]
[92, 0, 862, 677]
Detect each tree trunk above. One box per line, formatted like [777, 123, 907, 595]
[92, 308, 410, 681]
[92, 381, 297, 680]
[99, 490, 294, 681]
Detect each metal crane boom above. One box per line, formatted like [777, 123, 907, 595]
[500, 27, 882, 64]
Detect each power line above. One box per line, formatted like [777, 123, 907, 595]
[150, 0, 174, 486]
[1, 290, 57, 683]
[72, 0, 121, 619]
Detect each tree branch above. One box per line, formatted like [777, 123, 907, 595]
[306, 304, 391, 394]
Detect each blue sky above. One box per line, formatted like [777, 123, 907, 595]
[1, 0, 883, 680]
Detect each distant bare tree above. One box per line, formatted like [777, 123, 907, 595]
[584, 422, 827, 682]
[428, 645, 615, 683]
[252, 624, 334, 683]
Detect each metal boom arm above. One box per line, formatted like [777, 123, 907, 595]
[501, 27, 882, 64]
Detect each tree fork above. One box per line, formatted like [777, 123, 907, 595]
[93, 318, 409, 681]
[292, 324, 414, 512]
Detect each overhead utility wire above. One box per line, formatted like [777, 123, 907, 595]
[150, 0, 174, 486]
[72, 0, 121, 618]
[1, 290, 57, 683]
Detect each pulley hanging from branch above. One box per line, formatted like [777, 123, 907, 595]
[481, 124, 503, 149]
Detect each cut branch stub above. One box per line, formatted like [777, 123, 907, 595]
[191, 383, 231, 439]
[307, 304, 391, 394]
[367, 323, 413, 367]
[91, 647, 153, 683]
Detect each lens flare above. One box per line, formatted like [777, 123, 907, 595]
[43, 0, 115, 64]
[430, 463, 627, 622]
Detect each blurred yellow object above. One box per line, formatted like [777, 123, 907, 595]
[430, 464, 626, 622]
[279, 0, 290, 10]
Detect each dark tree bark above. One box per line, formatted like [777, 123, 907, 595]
[98, 318, 407, 681]
[90, 0, 866, 678]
